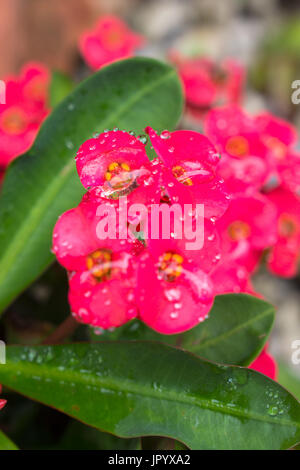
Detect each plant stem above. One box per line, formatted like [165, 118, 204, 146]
[42, 315, 78, 345]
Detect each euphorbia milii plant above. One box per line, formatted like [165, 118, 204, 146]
[0, 62, 50, 170]
[53, 127, 230, 334]
[1, 50, 299, 451]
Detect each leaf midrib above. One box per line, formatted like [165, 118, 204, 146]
[190, 307, 274, 352]
[0, 69, 176, 288]
[3, 358, 299, 429]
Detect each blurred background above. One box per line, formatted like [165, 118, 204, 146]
[0, 0, 298, 118]
[0, 0, 300, 449]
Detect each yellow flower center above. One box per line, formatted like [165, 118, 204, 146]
[105, 161, 132, 189]
[172, 165, 193, 186]
[86, 249, 112, 281]
[225, 136, 249, 158]
[158, 251, 184, 282]
[279, 214, 298, 238]
[1, 107, 28, 135]
[228, 221, 251, 241]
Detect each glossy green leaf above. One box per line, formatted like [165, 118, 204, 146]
[0, 429, 18, 450]
[57, 420, 141, 450]
[0, 57, 183, 313]
[278, 362, 300, 401]
[50, 70, 74, 108]
[1, 343, 299, 450]
[91, 294, 275, 366]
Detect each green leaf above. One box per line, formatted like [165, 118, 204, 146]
[57, 420, 141, 450]
[0, 429, 18, 450]
[278, 362, 300, 401]
[1, 343, 299, 450]
[50, 70, 74, 108]
[0, 57, 183, 313]
[90, 294, 275, 366]
[181, 294, 275, 365]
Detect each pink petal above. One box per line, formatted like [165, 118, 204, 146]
[137, 252, 214, 334]
[76, 130, 149, 190]
[69, 271, 137, 328]
[249, 347, 277, 380]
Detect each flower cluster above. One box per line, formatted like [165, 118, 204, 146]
[53, 128, 230, 334]
[205, 105, 300, 279]
[170, 52, 245, 120]
[79, 16, 145, 71]
[0, 62, 50, 178]
[52, 125, 278, 377]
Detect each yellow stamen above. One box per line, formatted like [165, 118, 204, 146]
[172, 165, 194, 186]
[108, 162, 119, 172]
[159, 251, 184, 282]
[121, 162, 130, 171]
[86, 249, 112, 282]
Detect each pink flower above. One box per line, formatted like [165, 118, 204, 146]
[136, 216, 220, 334]
[204, 106, 272, 194]
[145, 127, 230, 219]
[171, 53, 245, 119]
[215, 193, 278, 272]
[75, 130, 160, 206]
[266, 187, 300, 278]
[53, 196, 139, 328]
[79, 16, 145, 71]
[0, 385, 6, 411]
[255, 112, 297, 161]
[277, 152, 300, 195]
[249, 346, 277, 380]
[0, 62, 50, 169]
[210, 261, 254, 295]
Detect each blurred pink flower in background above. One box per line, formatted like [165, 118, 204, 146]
[0, 62, 49, 170]
[267, 187, 300, 278]
[171, 53, 245, 120]
[79, 16, 145, 71]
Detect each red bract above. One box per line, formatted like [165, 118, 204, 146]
[53, 196, 139, 328]
[249, 346, 277, 380]
[75, 130, 160, 206]
[171, 53, 244, 119]
[0, 62, 49, 169]
[216, 193, 278, 272]
[0, 385, 6, 411]
[146, 127, 230, 219]
[205, 106, 272, 194]
[255, 112, 297, 161]
[266, 187, 300, 278]
[278, 152, 300, 195]
[211, 261, 253, 295]
[137, 218, 219, 334]
[79, 16, 145, 71]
